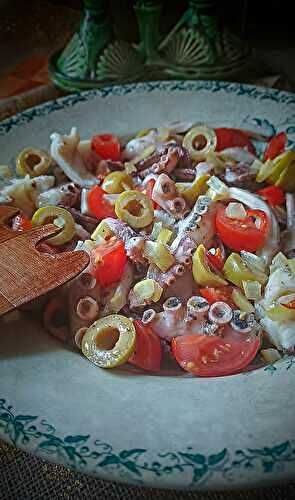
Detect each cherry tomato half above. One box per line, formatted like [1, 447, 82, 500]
[256, 185, 285, 206]
[199, 286, 234, 307]
[11, 214, 32, 232]
[129, 320, 162, 372]
[91, 238, 127, 287]
[284, 300, 295, 310]
[91, 133, 121, 161]
[206, 244, 225, 271]
[215, 128, 256, 154]
[263, 131, 287, 161]
[172, 328, 260, 377]
[145, 179, 159, 209]
[88, 185, 116, 219]
[216, 205, 269, 253]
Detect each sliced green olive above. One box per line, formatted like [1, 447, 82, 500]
[102, 171, 133, 194]
[32, 206, 76, 245]
[81, 314, 136, 368]
[0, 165, 12, 178]
[16, 148, 52, 177]
[115, 190, 154, 229]
[183, 126, 217, 161]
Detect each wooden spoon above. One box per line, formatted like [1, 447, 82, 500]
[0, 207, 89, 317]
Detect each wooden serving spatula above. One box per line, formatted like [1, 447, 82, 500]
[0, 206, 89, 317]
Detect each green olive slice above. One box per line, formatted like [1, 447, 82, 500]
[32, 206, 76, 245]
[115, 190, 154, 229]
[82, 315, 136, 368]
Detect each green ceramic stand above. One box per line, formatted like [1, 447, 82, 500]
[49, 0, 252, 92]
[49, 0, 145, 91]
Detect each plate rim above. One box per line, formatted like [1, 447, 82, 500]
[1, 79, 295, 137]
[1, 80, 295, 490]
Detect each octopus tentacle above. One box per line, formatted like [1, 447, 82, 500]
[137, 144, 191, 179]
[141, 295, 232, 340]
[152, 173, 188, 219]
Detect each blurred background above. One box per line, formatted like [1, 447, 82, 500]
[0, 0, 294, 115]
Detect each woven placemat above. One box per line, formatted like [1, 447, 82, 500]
[0, 440, 294, 500]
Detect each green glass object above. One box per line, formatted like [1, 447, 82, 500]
[49, 0, 145, 91]
[49, 0, 252, 92]
[133, 1, 164, 65]
[157, 0, 251, 80]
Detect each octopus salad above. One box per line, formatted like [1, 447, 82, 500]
[1, 122, 295, 377]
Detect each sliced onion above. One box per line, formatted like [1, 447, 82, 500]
[269, 252, 290, 273]
[225, 202, 247, 220]
[164, 120, 194, 134]
[219, 147, 257, 165]
[207, 176, 229, 201]
[286, 193, 295, 229]
[81, 188, 89, 215]
[240, 251, 267, 274]
[277, 293, 295, 305]
[250, 158, 264, 172]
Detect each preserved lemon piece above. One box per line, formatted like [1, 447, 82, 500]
[192, 244, 227, 287]
[115, 190, 154, 229]
[16, 148, 51, 177]
[182, 174, 210, 205]
[223, 253, 266, 288]
[32, 206, 76, 245]
[156, 228, 173, 245]
[91, 220, 113, 241]
[133, 279, 163, 302]
[231, 288, 255, 313]
[144, 240, 175, 272]
[82, 315, 136, 368]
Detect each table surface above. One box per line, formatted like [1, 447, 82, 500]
[1, 1, 295, 498]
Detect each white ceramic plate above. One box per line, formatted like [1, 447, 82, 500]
[1, 81, 295, 490]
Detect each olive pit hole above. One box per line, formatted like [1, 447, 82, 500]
[95, 327, 120, 350]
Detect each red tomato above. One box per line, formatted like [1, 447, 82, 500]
[256, 185, 285, 206]
[11, 214, 32, 232]
[216, 206, 269, 252]
[263, 132, 287, 161]
[284, 300, 295, 309]
[91, 133, 121, 161]
[199, 286, 234, 307]
[206, 245, 225, 271]
[215, 128, 256, 154]
[145, 179, 159, 209]
[129, 320, 162, 372]
[91, 238, 127, 287]
[172, 329, 260, 377]
[88, 185, 116, 219]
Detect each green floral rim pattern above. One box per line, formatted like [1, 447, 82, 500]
[1, 80, 295, 137]
[1, 80, 295, 487]
[1, 398, 295, 487]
